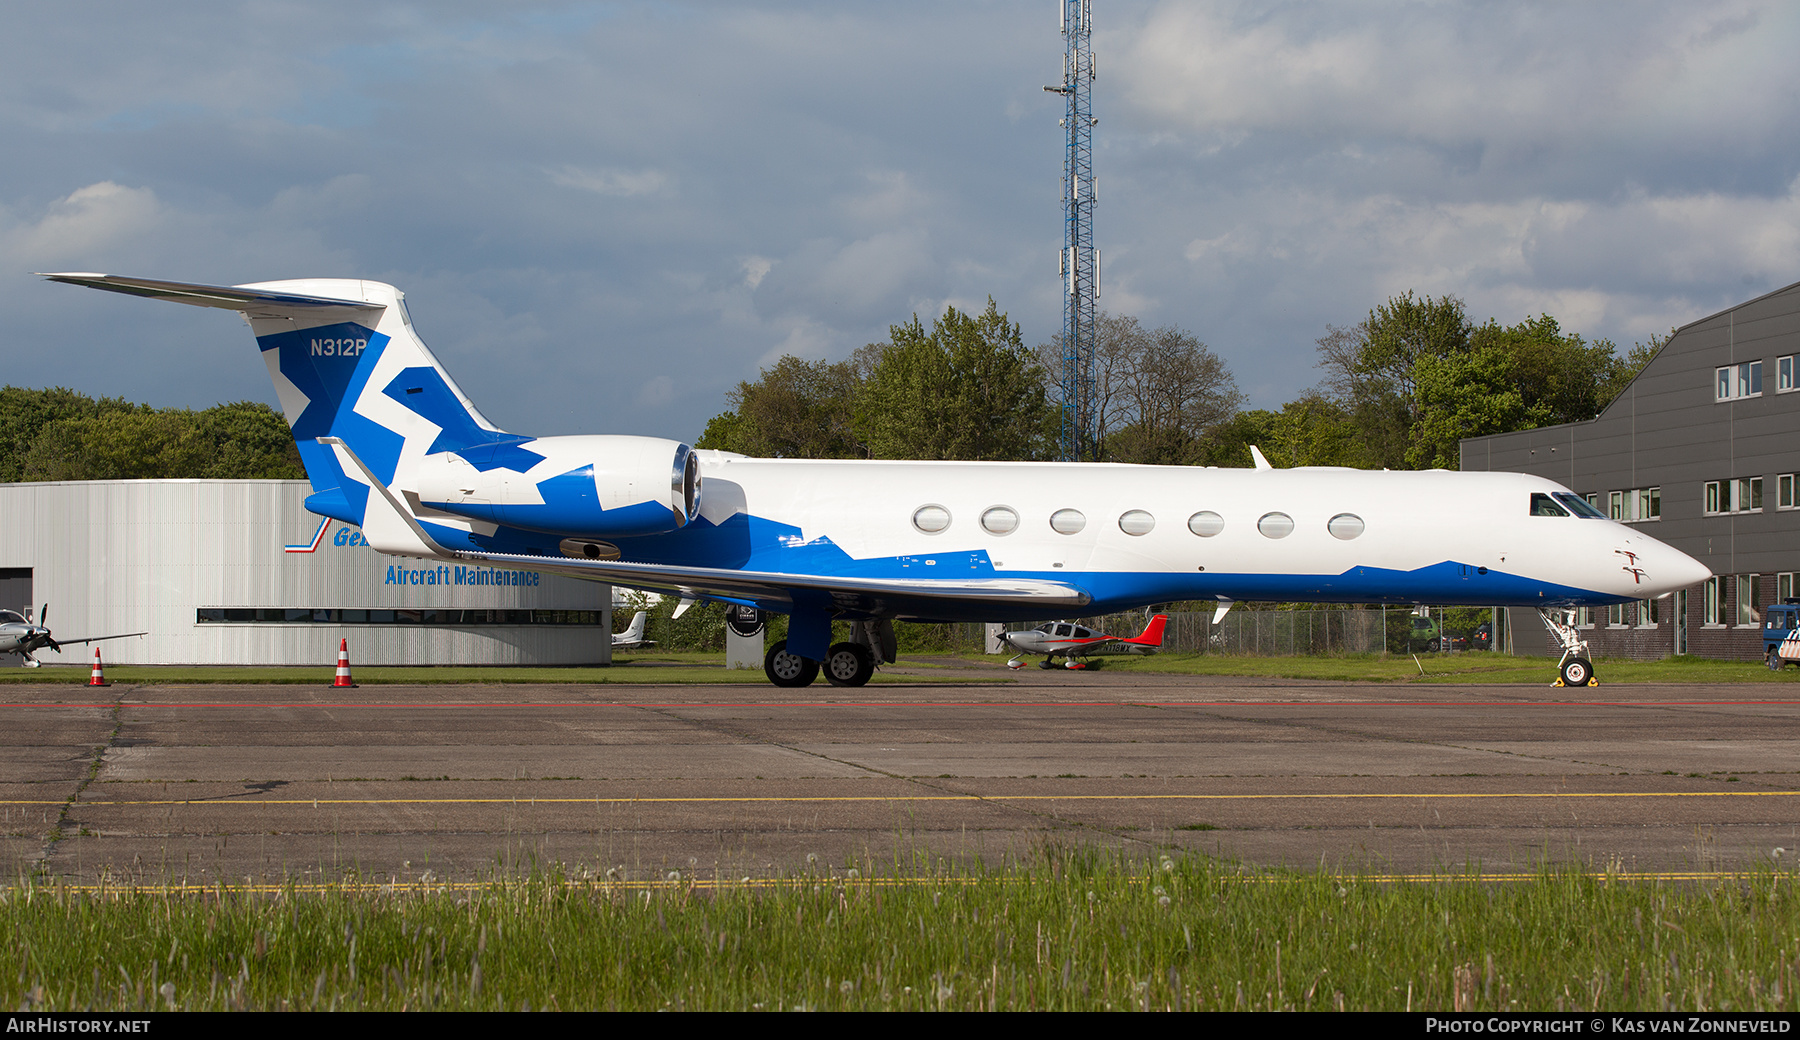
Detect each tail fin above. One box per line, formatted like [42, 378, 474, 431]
[41, 274, 507, 530]
[622, 611, 646, 642]
[1126, 613, 1168, 647]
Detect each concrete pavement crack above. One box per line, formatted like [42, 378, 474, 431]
[34, 684, 133, 877]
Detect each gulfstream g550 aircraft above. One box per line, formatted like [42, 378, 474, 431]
[44, 274, 1711, 689]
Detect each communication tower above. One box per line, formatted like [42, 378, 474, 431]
[1047, 0, 1097, 461]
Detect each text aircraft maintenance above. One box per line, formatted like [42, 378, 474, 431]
[45, 274, 1712, 689]
[1002, 614, 1167, 670]
[0, 606, 145, 666]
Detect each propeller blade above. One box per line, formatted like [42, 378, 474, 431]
[39, 603, 46, 627]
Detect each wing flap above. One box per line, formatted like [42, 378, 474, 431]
[456, 549, 1092, 621]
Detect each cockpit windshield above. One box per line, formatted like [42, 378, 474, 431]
[0, 610, 25, 624]
[1553, 492, 1607, 518]
[1530, 493, 1568, 517]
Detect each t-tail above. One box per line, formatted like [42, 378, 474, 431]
[40, 275, 700, 559]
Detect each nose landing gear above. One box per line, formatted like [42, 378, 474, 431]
[1539, 609, 1597, 688]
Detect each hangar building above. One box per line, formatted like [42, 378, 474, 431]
[1461, 280, 1800, 661]
[0, 479, 611, 666]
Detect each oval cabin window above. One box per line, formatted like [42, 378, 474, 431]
[1257, 512, 1295, 539]
[912, 505, 951, 534]
[1118, 510, 1155, 536]
[1049, 508, 1086, 535]
[1187, 511, 1224, 537]
[1327, 513, 1364, 540]
[981, 506, 1019, 535]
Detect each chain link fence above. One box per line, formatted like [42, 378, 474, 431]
[948, 606, 1493, 657]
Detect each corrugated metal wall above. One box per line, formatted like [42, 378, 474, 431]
[0, 480, 611, 665]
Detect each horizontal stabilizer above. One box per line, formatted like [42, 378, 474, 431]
[39, 273, 379, 313]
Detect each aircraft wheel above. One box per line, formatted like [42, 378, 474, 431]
[765, 640, 819, 688]
[1560, 656, 1593, 687]
[823, 641, 875, 688]
[1038, 659, 1058, 670]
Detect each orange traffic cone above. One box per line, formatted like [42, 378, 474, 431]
[87, 647, 109, 687]
[331, 638, 358, 688]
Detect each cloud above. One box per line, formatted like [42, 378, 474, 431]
[3, 182, 162, 267]
[546, 166, 670, 197]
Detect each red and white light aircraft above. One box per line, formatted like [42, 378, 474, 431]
[1001, 613, 1167, 669]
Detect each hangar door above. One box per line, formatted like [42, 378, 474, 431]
[0, 569, 30, 667]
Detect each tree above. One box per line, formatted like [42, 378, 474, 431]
[695, 356, 865, 458]
[1315, 293, 1650, 470]
[855, 299, 1055, 461]
[0, 388, 302, 481]
[1038, 312, 1243, 464]
[1596, 329, 1672, 410]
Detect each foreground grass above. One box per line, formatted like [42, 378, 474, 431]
[1081, 651, 1800, 685]
[5, 857, 1798, 1011]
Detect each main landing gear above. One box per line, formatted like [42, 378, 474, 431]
[762, 619, 894, 689]
[1538, 608, 1596, 688]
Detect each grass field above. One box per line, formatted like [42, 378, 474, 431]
[5, 853, 1796, 1011]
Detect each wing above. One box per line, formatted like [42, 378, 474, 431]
[466, 549, 1091, 622]
[52, 632, 148, 648]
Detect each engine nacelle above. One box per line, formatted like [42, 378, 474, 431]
[414, 435, 700, 537]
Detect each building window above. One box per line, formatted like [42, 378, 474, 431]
[1737, 574, 1761, 626]
[1778, 572, 1796, 604]
[1608, 602, 1625, 626]
[1637, 599, 1658, 627]
[1716, 361, 1763, 400]
[1780, 474, 1796, 510]
[1715, 361, 1764, 399]
[1576, 606, 1593, 628]
[196, 608, 604, 625]
[1706, 477, 1763, 515]
[1608, 487, 1661, 521]
[1779, 355, 1796, 392]
[1704, 577, 1720, 625]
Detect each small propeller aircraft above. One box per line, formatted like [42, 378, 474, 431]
[1002, 613, 1167, 670]
[612, 610, 655, 650]
[0, 605, 146, 667]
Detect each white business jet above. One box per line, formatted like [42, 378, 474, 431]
[612, 610, 654, 651]
[43, 274, 1711, 689]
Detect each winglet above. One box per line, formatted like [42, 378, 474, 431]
[318, 436, 446, 558]
[1249, 445, 1273, 470]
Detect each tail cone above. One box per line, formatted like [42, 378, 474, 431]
[87, 648, 109, 687]
[331, 638, 358, 689]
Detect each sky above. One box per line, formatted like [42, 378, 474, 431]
[5, 1, 1799, 441]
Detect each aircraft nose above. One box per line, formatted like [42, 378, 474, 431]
[1664, 544, 1712, 592]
